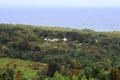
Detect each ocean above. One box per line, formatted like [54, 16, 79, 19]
[0, 8, 120, 31]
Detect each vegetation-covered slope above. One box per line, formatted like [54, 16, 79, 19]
[0, 24, 120, 80]
[0, 58, 47, 79]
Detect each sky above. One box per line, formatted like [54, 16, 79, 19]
[0, 0, 120, 31]
[0, 0, 120, 8]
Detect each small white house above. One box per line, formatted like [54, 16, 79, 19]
[63, 37, 68, 42]
[78, 43, 82, 46]
[44, 38, 59, 43]
[44, 38, 48, 41]
[95, 39, 98, 43]
[51, 39, 59, 42]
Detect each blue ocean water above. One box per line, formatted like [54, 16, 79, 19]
[0, 8, 120, 31]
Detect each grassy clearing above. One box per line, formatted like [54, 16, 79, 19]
[0, 57, 47, 79]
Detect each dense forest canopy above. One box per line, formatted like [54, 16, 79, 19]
[0, 24, 120, 80]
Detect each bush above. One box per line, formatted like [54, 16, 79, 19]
[47, 60, 60, 77]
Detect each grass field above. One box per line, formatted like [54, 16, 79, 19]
[0, 58, 47, 79]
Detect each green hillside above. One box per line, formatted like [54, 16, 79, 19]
[0, 58, 47, 79]
[0, 24, 120, 80]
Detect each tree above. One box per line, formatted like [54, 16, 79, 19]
[14, 70, 25, 80]
[84, 63, 110, 80]
[110, 68, 120, 80]
[18, 40, 30, 51]
[0, 68, 14, 80]
[47, 60, 60, 77]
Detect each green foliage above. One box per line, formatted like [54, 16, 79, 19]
[84, 63, 110, 80]
[72, 75, 79, 80]
[0, 24, 120, 67]
[0, 24, 120, 79]
[47, 60, 60, 77]
[0, 68, 14, 80]
[17, 40, 31, 51]
[51, 71, 79, 80]
[0, 58, 47, 79]
[81, 75, 87, 80]
[110, 68, 120, 80]
[52, 71, 69, 80]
